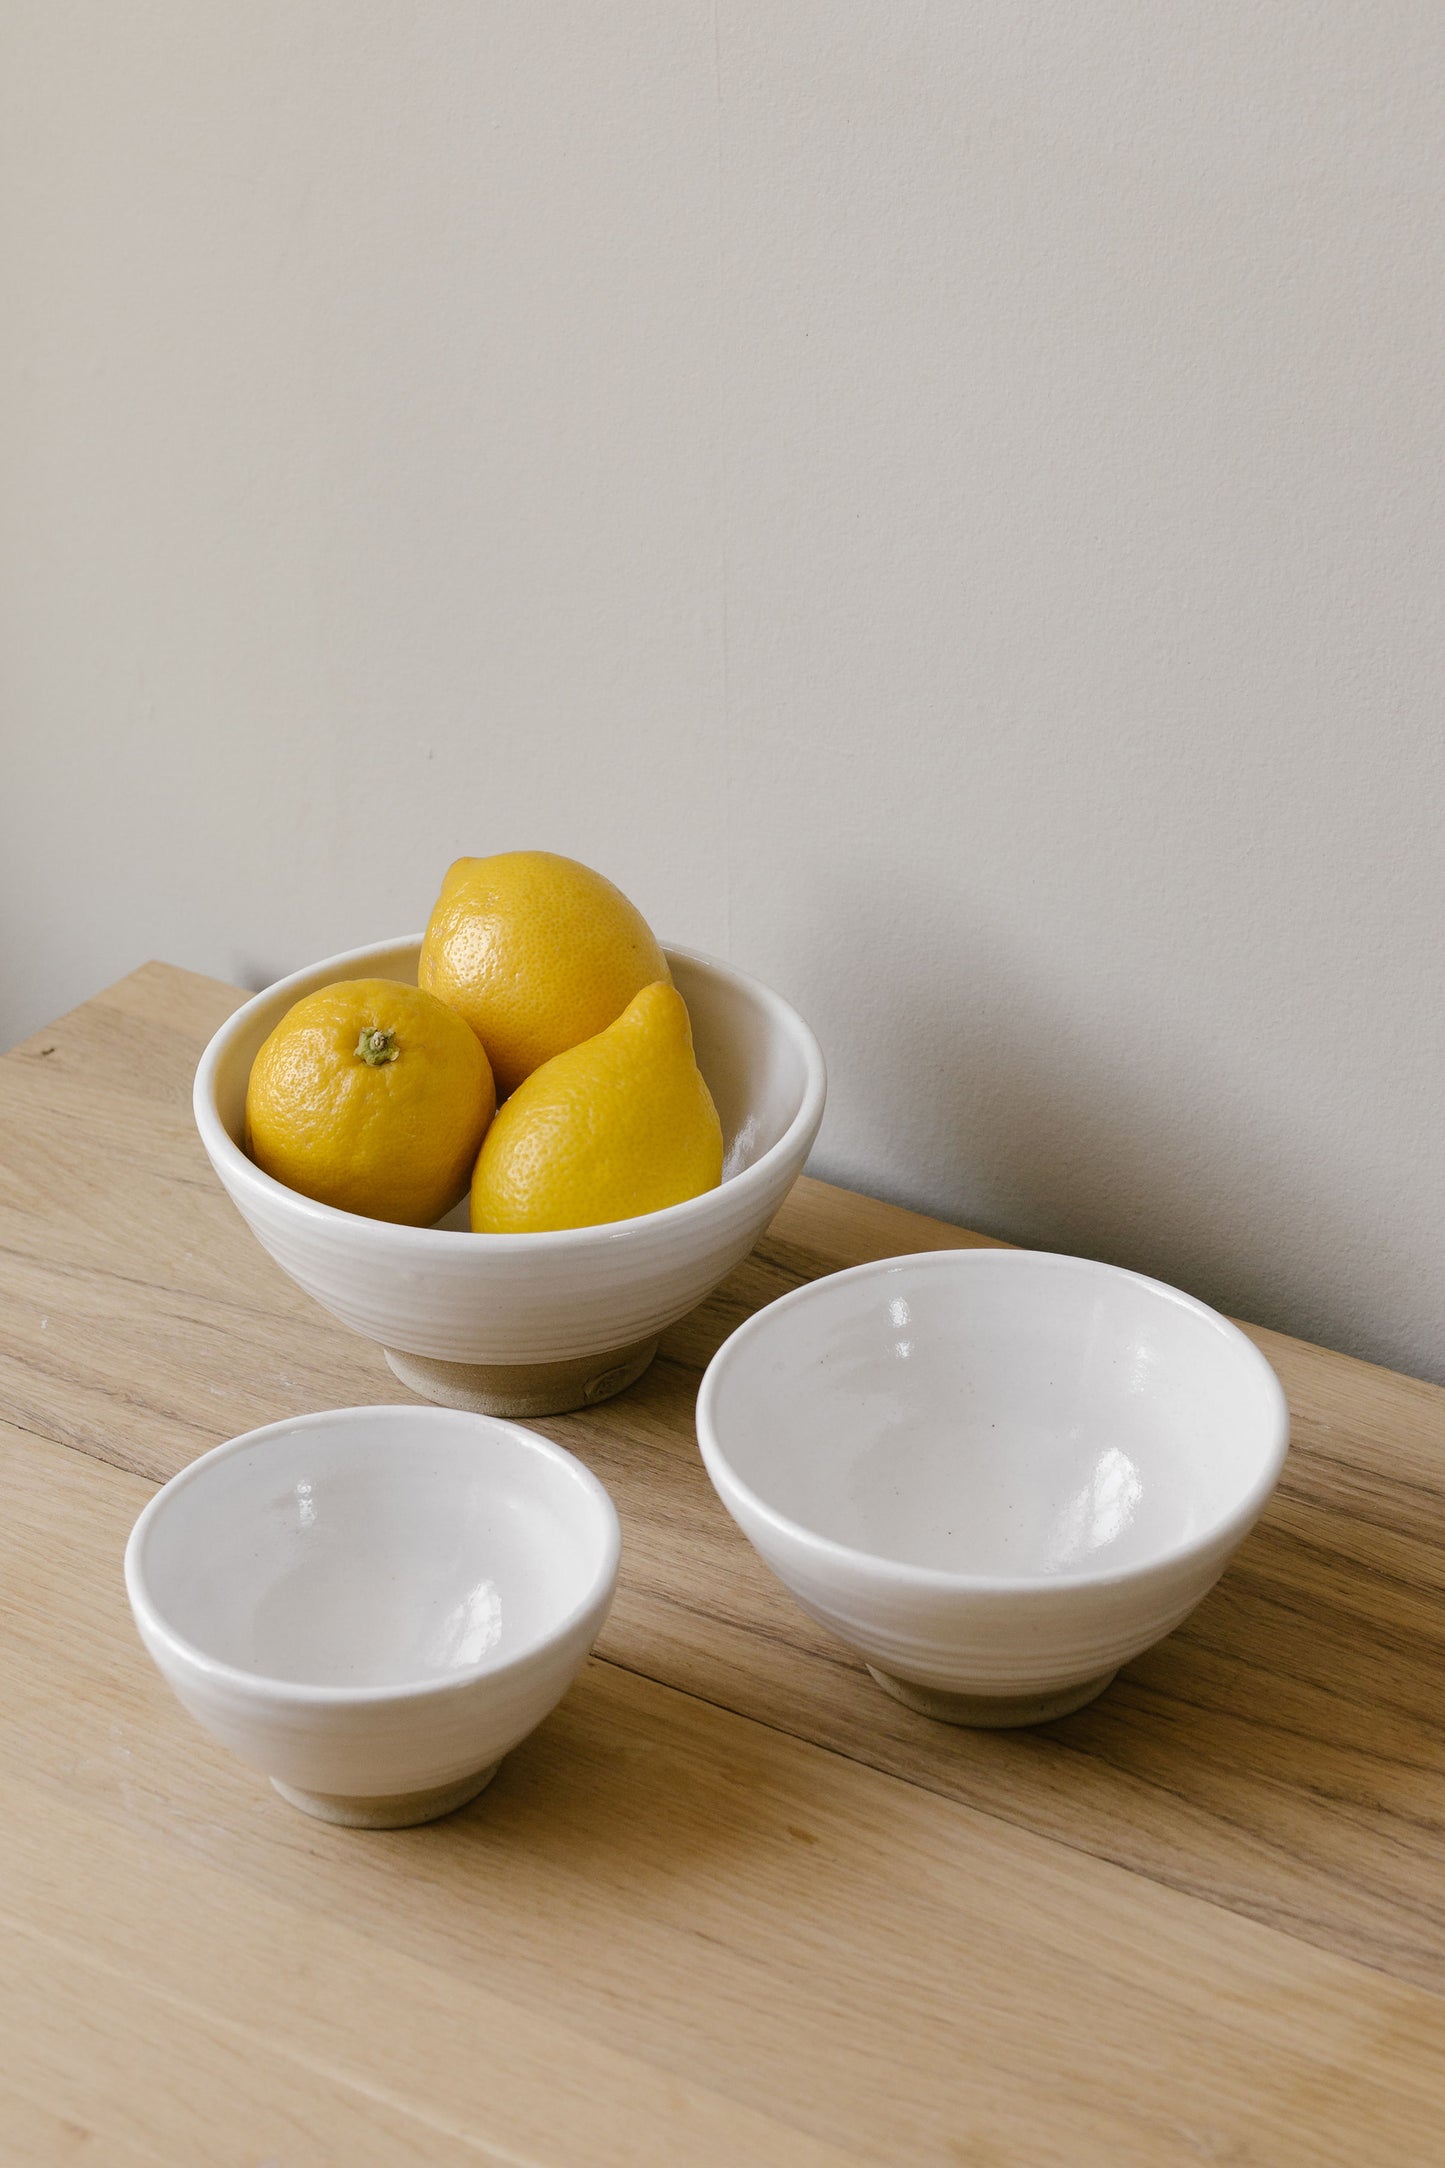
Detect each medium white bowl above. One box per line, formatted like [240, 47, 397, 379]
[696, 1250, 1289, 1726]
[194, 938, 825, 1416]
[125, 1405, 621, 1825]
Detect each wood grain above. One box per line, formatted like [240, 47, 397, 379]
[7, 1424, 1445, 2166]
[4, 961, 1445, 2160]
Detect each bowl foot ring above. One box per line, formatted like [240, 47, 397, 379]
[866, 1666, 1117, 1728]
[382, 1337, 660, 1418]
[271, 1762, 502, 1829]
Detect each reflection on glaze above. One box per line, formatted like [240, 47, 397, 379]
[722, 1113, 761, 1181]
[1044, 1445, 1143, 1571]
[429, 1578, 503, 1668]
[888, 1296, 911, 1329]
[832, 1409, 1182, 1576]
[295, 1479, 316, 1529]
[1125, 1342, 1159, 1395]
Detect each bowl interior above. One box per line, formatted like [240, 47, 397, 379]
[703, 1253, 1286, 1580]
[133, 1410, 616, 1689]
[207, 939, 812, 1215]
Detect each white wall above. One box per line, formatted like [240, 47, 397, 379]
[4, 4, 1444, 1377]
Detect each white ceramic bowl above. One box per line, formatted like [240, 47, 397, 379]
[125, 1405, 621, 1825]
[194, 938, 825, 1416]
[696, 1250, 1289, 1726]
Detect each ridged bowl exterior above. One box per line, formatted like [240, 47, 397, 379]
[193, 938, 826, 1365]
[124, 1407, 622, 1802]
[697, 1251, 1289, 1707]
[131, 1598, 610, 1799]
[716, 1504, 1248, 1696]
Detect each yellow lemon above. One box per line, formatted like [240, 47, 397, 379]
[470, 981, 722, 1233]
[419, 851, 669, 1097]
[246, 979, 495, 1225]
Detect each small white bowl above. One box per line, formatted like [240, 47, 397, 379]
[194, 938, 826, 1417]
[124, 1406, 621, 1825]
[696, 1250, 1289, 1726]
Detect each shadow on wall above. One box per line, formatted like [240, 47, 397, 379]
[790, 866, 1405, 1371]
[230, 956, 288, 996]
[229, 884, 1419, 1375]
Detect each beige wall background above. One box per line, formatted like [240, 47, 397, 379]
[4, 4, 1443, 1377]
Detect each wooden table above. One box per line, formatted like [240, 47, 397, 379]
[3, 962, 1445, 2165]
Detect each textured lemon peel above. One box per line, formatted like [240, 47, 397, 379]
[469, 980, 721, 1234]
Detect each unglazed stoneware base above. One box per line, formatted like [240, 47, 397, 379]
[867, 1665, 1117, 1728]
[696, 1249, 1289, 1756]
[383, 1338, 660, 1417]
[127, 1410, 623, 1846]
[193, 941, 827, 1412]
[272, 1761, 501, 1829]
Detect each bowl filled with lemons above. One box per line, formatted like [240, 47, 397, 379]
[195, 853, 826, 1416]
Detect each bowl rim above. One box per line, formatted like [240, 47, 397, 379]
[124, 1405, 623, 1704]
[193, 936, 827, 1250]
[695, 1247, 1291, 1594]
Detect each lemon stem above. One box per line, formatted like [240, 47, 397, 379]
[355, 1026, 399, 1066]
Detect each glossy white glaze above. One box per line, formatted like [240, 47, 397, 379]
[192, 940, 826, 1373]
[125, 1406, 621, 1823]
[696, 1250, 1288, 1723]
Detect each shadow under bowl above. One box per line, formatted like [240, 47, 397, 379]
[696, 1248, 1289, 1726]
[193, 939, 826, 1415]
[125, 1405, 622, 1825]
